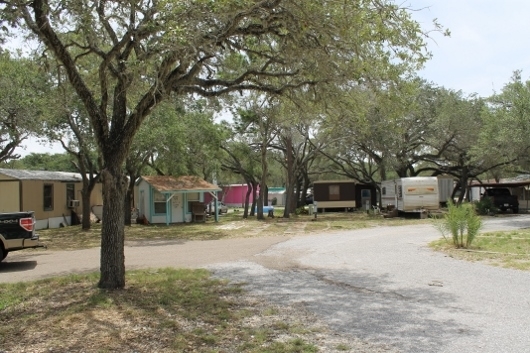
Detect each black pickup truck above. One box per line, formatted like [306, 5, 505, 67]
[0, 211, 45, 262]
[482, 188, 519, 214]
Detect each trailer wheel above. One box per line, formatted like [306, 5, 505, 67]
[0, 247, 5, 262]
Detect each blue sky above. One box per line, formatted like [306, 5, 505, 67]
[16, 1, 529, 156]
[409, 0, 530, 97]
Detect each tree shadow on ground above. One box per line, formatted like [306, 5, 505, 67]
[211, 263, 482, 353]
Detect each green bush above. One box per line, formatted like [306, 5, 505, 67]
[432, 201, 482, 248]
[474, 197, 498, 215]
[271, 197, 277, 206]
[295, 206, 308, 215]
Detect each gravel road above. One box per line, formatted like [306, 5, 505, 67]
[2, 215, 530, 352]
[210, 216, 530, 353]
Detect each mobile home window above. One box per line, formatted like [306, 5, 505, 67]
[153, 190, 167, 214]
[66, 183, 75, 202]
[187, 192, 200, 210]
[43, 184, 54, 211]
[329, 185, 340, 201]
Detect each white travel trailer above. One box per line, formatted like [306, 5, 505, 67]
[381, 177, 440, 212]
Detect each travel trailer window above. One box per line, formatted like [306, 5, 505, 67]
[153, 190, 167, 214]
[398, 185, 403, 198]
[43, 184, 54, 211]
[382, 187, 386, 195]
[329, 185, 340, 200]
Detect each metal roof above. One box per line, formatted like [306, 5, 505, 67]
[0, 168, 82, 182]
[140, 175, 221, 193]
[470, 175, 530, 188]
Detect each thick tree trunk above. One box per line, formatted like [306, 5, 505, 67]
[124, 190, 132, 225]
[124, 175, 136, 226]
[250, 182, 258, 217]
[243, 181, 252, 218]
[300, 174, 311, 207]
[257, 187, 264, 219]
[81, 190, 91, 229]
[257, 143, 268, 220]
[98, 167, 127, 289]
[283, 136, 294, 218]
[80, 176, 98, 230]
[295, 177, 303, 208]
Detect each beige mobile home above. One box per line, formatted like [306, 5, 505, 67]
[381, 177, 440, 212]
[0, 168, 103, 229]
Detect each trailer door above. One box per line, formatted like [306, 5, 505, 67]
[361, 189, 372, 210]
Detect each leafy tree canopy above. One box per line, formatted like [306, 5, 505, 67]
[0, 51, 49, 162]
[7, 152, 77, 172]
[0, 0, 439, 288]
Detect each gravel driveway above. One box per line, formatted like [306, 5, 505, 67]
[210, 216, 530, 353]
[2, 215, 530, 352]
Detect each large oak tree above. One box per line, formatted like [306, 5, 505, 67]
[1, 0, 432, 288]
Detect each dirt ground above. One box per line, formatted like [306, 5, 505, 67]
[0, 235, 290, 283]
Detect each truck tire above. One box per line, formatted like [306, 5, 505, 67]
[513, 207, 519, 214]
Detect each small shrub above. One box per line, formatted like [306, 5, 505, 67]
[432, 201, 482, 248]
[271, 197, 278, 206]
[475, 197, 498, 215]
[295, 206, 308, 215]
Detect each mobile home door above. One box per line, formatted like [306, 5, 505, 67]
[361, 189, 372, 210]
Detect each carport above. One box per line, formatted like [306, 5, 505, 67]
[470, 175, 530, 211]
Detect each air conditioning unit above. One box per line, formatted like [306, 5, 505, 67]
[68, 199, 80, 208]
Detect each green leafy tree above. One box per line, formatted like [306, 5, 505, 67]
[233, 100, 279, 220]
[147, 100, 226, 179]
[2, 0, 434, 289]
[43, 85, 101, 230]
[221, 140, 261, 218]
[10, 152, 76, 171]
[478, 71, 530, 174]
[270, 99, 327, 214]
[125, 100, 226, 224]
[316, 80, 503, 206]
[0, 51, 48, 162]
[315, 82, 412, 187]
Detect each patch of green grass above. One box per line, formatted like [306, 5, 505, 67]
[336, 343, 350, 351]
[272, 321, 290, 330]
[430, 228, 530, 270]
[262, 307, 280, 316]
[33, 210, 432, 252]
[263, 338, 318, 353]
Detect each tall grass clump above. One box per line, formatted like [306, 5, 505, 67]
[433, 201, 482, 248]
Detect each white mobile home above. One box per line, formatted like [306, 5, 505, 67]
[381, 177, 440, 212]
